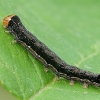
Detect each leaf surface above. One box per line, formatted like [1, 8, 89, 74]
[0, 0, 100, 100]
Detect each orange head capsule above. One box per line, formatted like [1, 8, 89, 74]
[3, 14, 23, 34]
[3, 14, 15, 28]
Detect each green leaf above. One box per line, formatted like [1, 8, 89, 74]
[0, 0, 100, 100]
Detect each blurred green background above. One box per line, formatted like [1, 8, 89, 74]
[0, 0, 100, 100]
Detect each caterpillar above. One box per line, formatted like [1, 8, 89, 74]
[3, 15, 100, 88]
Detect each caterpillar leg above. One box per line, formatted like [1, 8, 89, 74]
[11, 39, 17, 44]
[70, 80, 75, 85]
[5, 30, 11, 33]
[44, 64, 58, 74]
[53, 76, 59, 81]
[44, 67, 49, 72]
[83, 83, 88, 88]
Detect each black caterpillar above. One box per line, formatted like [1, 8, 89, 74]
[3, 15, 100, 88]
